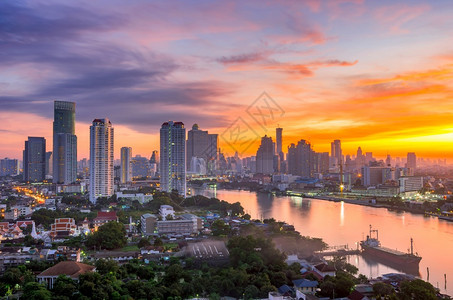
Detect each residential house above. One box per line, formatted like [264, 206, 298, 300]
[313, 263, 336, 278]
[37, 261, 95, 289]
[293, 279, 319, 294]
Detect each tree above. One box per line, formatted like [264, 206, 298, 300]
[211, 219, 230, 236]
[52, 275, 77, 299]
[399, 279, 437, 300]
[154, 237, 163, 246]
[24, 234, 37, 246]
[372, 282, 394, 297]
[1, 267, 22, 286]
[138, 237, 151, 248]
[95, 259, 119, 275]
[22, 282, 52, 300]
[86, 221, 127, 250]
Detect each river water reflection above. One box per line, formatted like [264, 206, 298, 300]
[196, 188, 453, 295]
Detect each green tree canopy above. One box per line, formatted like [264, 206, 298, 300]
[86, 221, 127, 250]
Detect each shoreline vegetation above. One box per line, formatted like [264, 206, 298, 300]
[1, 189, 449, 299]
[212, 182, 450, 217]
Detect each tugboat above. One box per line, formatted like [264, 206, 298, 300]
[360, 225, 422, 267]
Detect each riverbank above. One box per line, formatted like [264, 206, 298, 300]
[217, 186, 430, 216]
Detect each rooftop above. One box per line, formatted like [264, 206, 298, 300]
[38, 261, 95, 278]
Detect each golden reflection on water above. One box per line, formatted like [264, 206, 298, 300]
[198, 188, 453, 296]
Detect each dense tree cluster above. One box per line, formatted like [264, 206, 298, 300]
[32, 209, 96, 229]
[85, 221, 127, 250]
[182, 195, 244, 216]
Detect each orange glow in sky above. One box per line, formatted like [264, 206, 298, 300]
[1, 1, 453, 161]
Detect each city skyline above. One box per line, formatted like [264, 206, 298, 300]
[1, 1, 453, 160]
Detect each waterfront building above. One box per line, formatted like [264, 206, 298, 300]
[287, 140, 314, 178]
[160, 121, 186, 195]
[53, 101, 77, 184]
[120, 147, 132, 184]
[89, 118, 114, 203]
[23, 137, 46, 182]
[399, 176, 423, 194]
[256, 135, 274, 174]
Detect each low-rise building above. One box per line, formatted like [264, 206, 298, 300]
[156, 213, 202, 236]
[50, 218, 77, 238]
[159, 205, 175, 220]
[141, 213, 158, 236]
[37, 261, 95, 289]
[116, 192, 153, 204]
[293, 279, 318, 294]
[93, 211, 118, 230]
[313, 263, 336, 278]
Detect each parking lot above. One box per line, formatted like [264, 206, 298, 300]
[187, 240, 229, 259]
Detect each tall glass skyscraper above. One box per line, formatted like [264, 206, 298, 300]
[89, 118, 114, 203]
[160, 121, 186, 195]
[186, 124, 218, 174]
[23, 137, 46, 182]
[120, 147, 132, 184]
[53, 101, 77, 184]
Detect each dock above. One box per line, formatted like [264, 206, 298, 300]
[314, 244, 361, 256]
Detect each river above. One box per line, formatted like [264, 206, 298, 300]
[195, 188, 453, 295]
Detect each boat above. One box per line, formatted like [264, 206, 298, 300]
[439, 212, 453, 222]
[360, 225, 422, 267]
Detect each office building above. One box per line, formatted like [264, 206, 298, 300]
[23, 137, 46, 182]
[399, 176, 423, 193]
[0, 158, 19, 177]
[89, 118, 114, 203]
[53, 101, 77, 184]
[186, 124, 218, 173]
[276, 127, 283, 155]
[45, 152, 52, 176]
[330, 139, 342, 169]
[120, 147, 132, 184]
[407, 152, 417, 170]
[256, 135, 274, 174]
[287, 140, 314, 178]
[160, 121, 186, 195]
[131, 155, 151, 178]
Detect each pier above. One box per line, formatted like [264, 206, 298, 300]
[315, 244, 361, 256]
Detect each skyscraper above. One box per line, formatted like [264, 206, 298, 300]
[286, 140, 315, 177]
[276, 127, 283, 155]
[186, 124, 218, 173]
[120, 147, 132, 184]
[23, 137, 46, 182]
[330, 139, 342, 169]
[407, 152, 417, 170]
[89, 118, 114, 203]
[53, 101, 77, 184]
[256, 135, 274, 174]
[131, 155, 151, 178]
[160, 121, 186, 195]
[0, 158, 19, 177]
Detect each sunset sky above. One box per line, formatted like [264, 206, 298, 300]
[1, 0, 453, 160]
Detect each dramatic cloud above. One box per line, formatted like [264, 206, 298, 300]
[1, 0, 453, 159]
